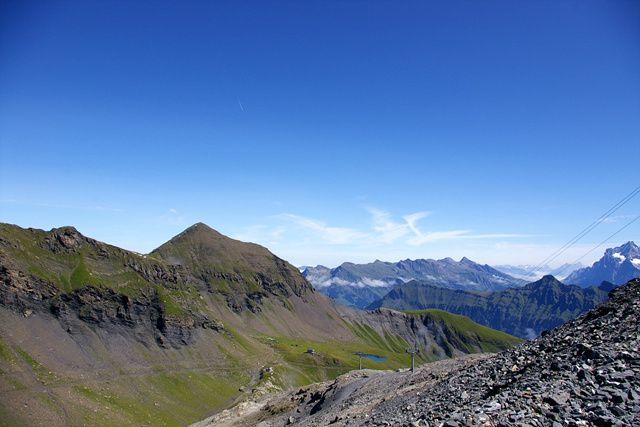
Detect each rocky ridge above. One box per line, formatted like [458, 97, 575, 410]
[565, 241, 640, 288]
[193, 278, 640, 427]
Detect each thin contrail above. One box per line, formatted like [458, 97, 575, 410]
[238, 98, 244, 111]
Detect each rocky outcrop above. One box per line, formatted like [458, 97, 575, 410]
[48, 284, 223, 348]
[125, 256, 193, 289]
[1, 264, 223, 348]
[39, 226, 86, 253]
[0, 255, 59, 316]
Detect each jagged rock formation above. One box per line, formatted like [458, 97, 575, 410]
[191, 277, 640, 427]
[368, 275, 611, 339]
[565, 241, 640, 288]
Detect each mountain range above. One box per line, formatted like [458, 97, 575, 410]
[305, 241, 640, 312]
[303, 257, 520, 309]
[0, 223, 520, 427]
[367, 275, 612, 339]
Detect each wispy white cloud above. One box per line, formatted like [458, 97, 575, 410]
[403, 211, 431, 235]
[367, 207, 413, 243]
[304, 268, 397, 289]
[276, 208, 525, 249]
[407, 229, 471, 245]
[271, 226, 286, 239]
[238, 207, 538, 267]
[599, 215, 634, 224]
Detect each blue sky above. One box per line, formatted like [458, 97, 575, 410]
[1, 0, 639, 268]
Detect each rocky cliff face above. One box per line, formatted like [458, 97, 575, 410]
[565, 241, 640, 288]
[191, 277, 640, 427]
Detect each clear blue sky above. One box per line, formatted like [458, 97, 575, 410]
[1, 0, 639, 268]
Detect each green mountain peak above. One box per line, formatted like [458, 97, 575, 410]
[151, 222, 314, 300]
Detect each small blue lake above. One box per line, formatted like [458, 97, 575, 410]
[360, 354, 387, 362]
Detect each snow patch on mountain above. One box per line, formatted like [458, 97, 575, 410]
[613, 253, 626, 262]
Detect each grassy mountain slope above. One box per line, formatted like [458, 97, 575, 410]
[368, 275, 610, 339]
[151, 223, 312, 301]
[0, 223, 520, 427]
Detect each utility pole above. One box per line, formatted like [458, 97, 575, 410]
[355, 351, 364, 370]
[406, 346, 418, 373]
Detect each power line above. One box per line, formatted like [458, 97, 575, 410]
[515, 185, 640, 286]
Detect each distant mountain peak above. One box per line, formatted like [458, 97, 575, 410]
[565, 241, 640, 288]
[460, 257, 475, 266]
[605, 241, 639, 260]
[493, 262, 584, 282]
